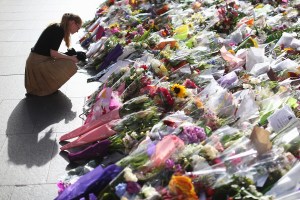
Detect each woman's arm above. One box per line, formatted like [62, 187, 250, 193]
[50, 49, 78, 63]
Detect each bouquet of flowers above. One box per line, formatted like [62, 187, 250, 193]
[60, 106, 161, 150]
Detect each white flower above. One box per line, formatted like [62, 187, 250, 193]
[142, 43, 148, 48]
[150, 59, 162, 68]
[243, 83, 252, 89]
[123, 167, 138, 182]
[136, 67, 144, 75]
[130, 131, 138, 139]
[141, 185, 160, 198]
[249, 77, 261, 84]
[122, 134, 134, 149]
[203, 144, 218, 160]
[191, 154, 205, 166]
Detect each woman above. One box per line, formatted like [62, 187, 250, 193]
[25, 13, 82, 96]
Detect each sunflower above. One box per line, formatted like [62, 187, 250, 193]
[171, 84, 187, 98]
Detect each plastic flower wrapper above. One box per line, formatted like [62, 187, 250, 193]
[220, 46, 245, 70]
[195, 106, 227, 131]
[116, 135, 184, 182]
[272, 123, 300, 159]
[88, 60, 130, 83]
[149, 111, 193, 140]
[211, 1, 246, 34]
[217, 71, 239, 89]
[181, 96, 205, 120]
[117, 137, 155, 170]
[173, 143, 210, 172]
[84, 87, 122, 124]
[205, 126, 244, 153]
[120, 71, 153, 102]
[265, 162, 300, 199]
[88, 35, 120, 70]
[111, 65, 150, 100]
[60, 106, 161, 150]
[146, 135, 185, 169]
[210, 175, 273, 200]
[234, 91, 260, 127]
[248, 148, 297, 195]
[149, 58, 169, 78]
[199, 79, 235, 116]
[168, 64, 194, 85]
[257, 89, 291, 123]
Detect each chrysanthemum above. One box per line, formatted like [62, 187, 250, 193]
[170, 84, 187, 98]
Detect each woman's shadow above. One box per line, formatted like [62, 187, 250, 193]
[6, 91, 77, 167]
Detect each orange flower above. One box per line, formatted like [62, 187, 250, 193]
[245, 18, 254, 27]
[169, 175, 198, 200]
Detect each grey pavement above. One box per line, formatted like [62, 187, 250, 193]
[0, 0, 102, 199]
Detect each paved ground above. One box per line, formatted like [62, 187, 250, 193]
[0, 0, 102, 199]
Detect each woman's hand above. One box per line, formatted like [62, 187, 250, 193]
[70, 55, 79, 63]
[50, 49, 79, 63]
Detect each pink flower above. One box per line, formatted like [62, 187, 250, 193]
[57, 181, 66, 194]
[151, 135, 184, 167]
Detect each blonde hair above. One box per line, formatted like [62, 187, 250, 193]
[60, 13, 82, 47]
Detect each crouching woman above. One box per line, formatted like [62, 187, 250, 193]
[25, 13, 82, 96]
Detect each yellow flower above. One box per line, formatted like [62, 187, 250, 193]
[284, 47, 294, 52]
[228, 49, 235, 54]
[160, 65, 169, 76]
[109, 23, 119, 28]
[194, 97, 203, 108]
[169, 175, 198, 200]
[171, 84, 187, 98]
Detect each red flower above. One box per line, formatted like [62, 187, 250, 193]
[183, 79, 198, 89]
[163, 120, 176, 127]
[157, 87, 174, 107]
[140, 76, 151, 86]
[140, 65, 148, 70]
[206, 188, 215, 197]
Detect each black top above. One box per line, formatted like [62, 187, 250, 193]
[31, 23, 64, 57]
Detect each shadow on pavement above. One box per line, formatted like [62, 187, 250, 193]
[6, 91, 77, 167]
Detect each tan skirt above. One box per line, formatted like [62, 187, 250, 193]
[25, 52, 77, 96]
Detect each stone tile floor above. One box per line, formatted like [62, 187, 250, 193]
[0, 0, 102, 199]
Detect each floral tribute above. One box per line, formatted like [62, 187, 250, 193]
[56, 0, 300, 200]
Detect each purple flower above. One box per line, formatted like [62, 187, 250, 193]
[165, 159, 175, 169]
[126, 181, 141, 194]
[179, 126, 206, 144]
[115, 183, 127, 198]
[147, 142, 156, 156]
[174, 164, 183, 173]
